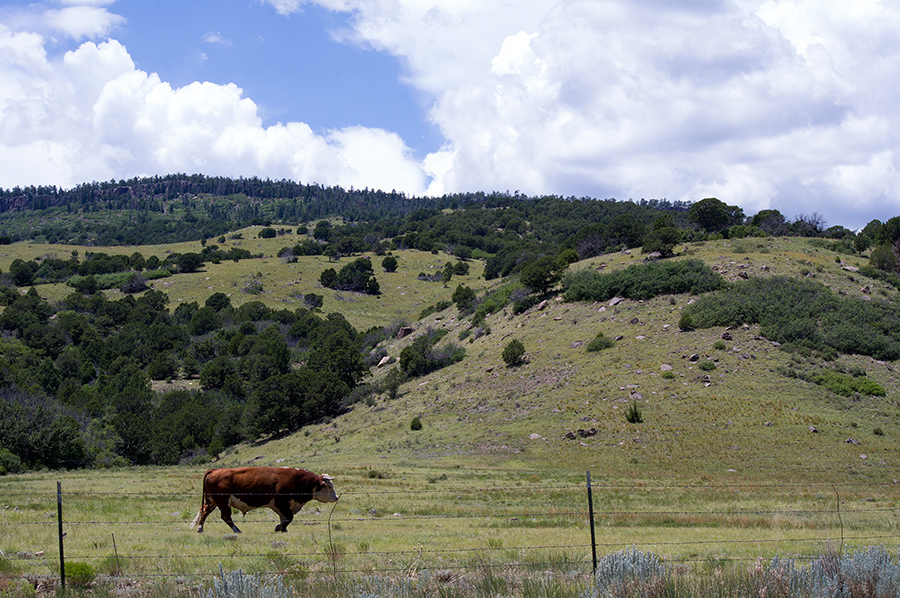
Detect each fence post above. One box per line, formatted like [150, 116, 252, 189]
[57, 481, 65, 591]
[586, 471, 597, 575]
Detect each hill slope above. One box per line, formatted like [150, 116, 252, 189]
[217, 237, 900, 486]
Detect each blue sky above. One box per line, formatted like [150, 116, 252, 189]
[1, 0, 900, 229]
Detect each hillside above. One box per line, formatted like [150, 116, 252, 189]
[205, 237, 898, 485]
[0, 206, 896, 487]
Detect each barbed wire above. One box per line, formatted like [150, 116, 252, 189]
[1, 479, 898, 499]
[2, 480, 898, 587]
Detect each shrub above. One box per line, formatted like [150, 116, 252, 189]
[205, 565, 292, 598]
[65, 561, 96, 588]
[713, 340, 726, 350]
[502, 339, 526, 367]
[683, 276, 900, 361]
[562, 259, 725, 303]
[625, 402, 643, 424]
[594, 546, 666, 597]
[697, 360, 717, 371]
[586, 333, 615, 352]
[410, 416, 422, 431]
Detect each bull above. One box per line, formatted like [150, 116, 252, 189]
[191, 466, 337, 533]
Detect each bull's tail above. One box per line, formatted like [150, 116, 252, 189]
[190, 470, 214, 531]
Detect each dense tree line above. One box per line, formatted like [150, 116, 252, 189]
[0, 286, 379, 472]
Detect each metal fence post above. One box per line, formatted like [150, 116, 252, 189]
[586, 471, 597, 575]
[57, 481, 65, 591]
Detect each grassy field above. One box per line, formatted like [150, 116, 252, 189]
[0, 234, 898, 595]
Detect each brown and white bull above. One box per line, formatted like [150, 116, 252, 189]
[191, 466, 338, 533]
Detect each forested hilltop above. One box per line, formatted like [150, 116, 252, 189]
[1, 174, 900, 475]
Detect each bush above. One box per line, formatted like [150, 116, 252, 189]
[562, 259, 725, 303]
[65, 561, 96, 588]
[625, 402, 643, 424]
[502, 339, 526, 367]
[684, 276, 900, 361]
[586, 333, 615, 352]
[697, 360, 717, 371]
[410, 416, 422, 431]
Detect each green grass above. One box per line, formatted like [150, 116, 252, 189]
[0, 236, 898, 593]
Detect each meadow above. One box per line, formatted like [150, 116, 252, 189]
[0, 233, 898, 596]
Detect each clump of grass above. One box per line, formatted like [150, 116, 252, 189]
[698, 361, 717, 371]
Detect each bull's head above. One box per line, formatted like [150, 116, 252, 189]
[313, 474, 338, 503]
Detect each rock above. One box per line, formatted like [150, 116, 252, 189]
[629, 317, 640, 325]
[629, 391, 643, 401]
[660, 364, 673, 371]
[564, 431, 576, 440]
[721, 332, 732, 341]
[577, 428, 597, 438]
[809, 426, 818, 433]
[845, 438, 860, 445]
[738, 271, 749, 279]
[397, 326, 414, 338]
[377, 355, 391, 367]
[615, 335, 624, 341]
[571, 341, 584, 348]
[529, 433, 543, 440]
[609, 297, 624, 306]
[537, 300, 549, 310]
[688, 353, 700, 362]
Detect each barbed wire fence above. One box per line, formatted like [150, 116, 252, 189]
[1, 476, 898, 590]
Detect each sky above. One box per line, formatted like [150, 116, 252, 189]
[1, 1, 900, 230]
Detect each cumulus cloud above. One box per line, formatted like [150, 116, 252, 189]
[0, 28, 429, 194]
[264, 0, 900, 228]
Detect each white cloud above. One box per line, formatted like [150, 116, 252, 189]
[202, 31, 232, 45]
[43, 5, 125, 40]
[263, 0, 900, 228]
[0, 30, 429, 194]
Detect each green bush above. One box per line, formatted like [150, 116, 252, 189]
[586, 333, 615, 352]
[410, 416, 422, 431]
[502, 339, 526, 367]
[684, 276, 900, 361]
[697, 361, 717, 371]
[625, 402, 643, 424]
[65, 561, 96, 588]
[562, 259, 725, 303]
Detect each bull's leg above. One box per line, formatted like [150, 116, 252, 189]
[272, 497, 294, 532]
[193, 499, 217, 533]
[218, 502, 242, 534]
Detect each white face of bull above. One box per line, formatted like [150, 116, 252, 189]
[313, 474, 338, 503]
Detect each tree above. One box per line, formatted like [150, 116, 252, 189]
[452, 284, 476, 310]
[502, 339, 526, 367]
[689, 198, 744, 232]
[320, 268, 337, 289]
[381, 255, 398, 272]
[177, 252, 204, 274]
[205, 292, 232, 312]
[520, 255, 561, 294]
[750, 209, 787, 235]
